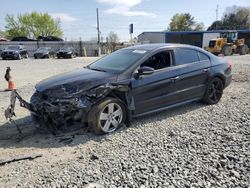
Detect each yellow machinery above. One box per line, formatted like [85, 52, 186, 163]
[205, 31, 249, 56]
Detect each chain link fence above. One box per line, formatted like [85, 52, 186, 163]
[0, 41, 104, 57]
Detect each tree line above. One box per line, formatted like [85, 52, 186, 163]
[1, 12, 63, 39]
[168, 6, 250, 31]
[208, 6, 250, 30]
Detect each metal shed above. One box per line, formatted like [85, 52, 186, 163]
[138, 30, 250, 49]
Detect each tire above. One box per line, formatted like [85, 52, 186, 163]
[221, 45, 232, 56]
[238, 45, 249, 55]
[88, 97, 126, 135]
[17, 54, 22, 60]
[203, 77, 224, 105]
[34, 56, 37, 59]
[25, 53, 28, 59]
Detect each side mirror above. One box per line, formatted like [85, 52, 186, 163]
[135, 66, 154, 79]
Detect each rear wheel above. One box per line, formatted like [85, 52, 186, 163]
[221, 45, 232, 56]
[238, 45, 249, 55]
[88, 97, 126, 135]
[203, 77, 224, 105]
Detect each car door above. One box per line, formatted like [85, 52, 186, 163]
[131, 50, 181, 115]
[169, 48, 211, 104]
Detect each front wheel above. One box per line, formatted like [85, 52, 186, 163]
[88, 98, 126, 134]
[203, 77, 224, 105]
[17, 54, 22, 60]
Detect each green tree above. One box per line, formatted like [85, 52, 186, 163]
[207, 20, 224, 30]
[0, 29, 6, 38]
[5, 12, 63, 39]
[222, 6, 250, 29]
[208, 6, 250, 30]
[168, 13, 204, 31]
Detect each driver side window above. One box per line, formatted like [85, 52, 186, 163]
[141, 51, 172, 70]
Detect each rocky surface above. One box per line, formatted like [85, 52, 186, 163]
[0, 55, 249, 187]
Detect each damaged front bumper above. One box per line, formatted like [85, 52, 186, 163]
[5, 83, 133, 133]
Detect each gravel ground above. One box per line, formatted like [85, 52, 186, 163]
[0, 55, 249, 188]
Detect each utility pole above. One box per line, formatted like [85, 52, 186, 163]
[215, 5, 219, 30]
[216, 5, 219, 21]
[96, 8, 101, 56]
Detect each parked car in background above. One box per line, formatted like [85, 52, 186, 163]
[8, 44, 232, 135]
[37, 36, 63, 41]
[34, 47, 56, 59]
[1, 45, 28, 60]
[57, 47, 77, 58]
[11, 36, 36, 41]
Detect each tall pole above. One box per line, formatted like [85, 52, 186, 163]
[215, 5, 219, 30]
[96, 8, 101, 56]
[216, 5, 219, 21]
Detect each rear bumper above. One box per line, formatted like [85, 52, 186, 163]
[224, 74, 232, 88]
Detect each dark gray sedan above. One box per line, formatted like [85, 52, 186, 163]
[1, 45, 28, 60]
[34, 47, 56, 59]
[8, 44, 232, 135]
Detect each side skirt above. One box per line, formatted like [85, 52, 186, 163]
[132, 98, 201, 118]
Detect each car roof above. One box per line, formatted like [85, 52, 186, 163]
[126, 43, 202, 51]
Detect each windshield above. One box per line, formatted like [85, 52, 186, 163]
[37, 47, 50, 52]
[6, 46, 21, 50]
[61, 47, 72, 51]
[89, 49, 147, 73]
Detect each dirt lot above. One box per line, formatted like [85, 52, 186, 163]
[0, 55, 249, 187]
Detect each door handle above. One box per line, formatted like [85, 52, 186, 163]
[170, 76, 180, 82]
[203, 68, 209, 72]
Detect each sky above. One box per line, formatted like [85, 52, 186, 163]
[0, 0, 249, 41]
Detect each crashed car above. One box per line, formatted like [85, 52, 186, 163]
[6, 44, 232, 134]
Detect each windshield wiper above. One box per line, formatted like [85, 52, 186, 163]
[89, 67, 107, 72]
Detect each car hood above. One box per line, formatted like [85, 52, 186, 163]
[35, 68, 117, 93]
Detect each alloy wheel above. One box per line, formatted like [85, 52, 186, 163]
[99, 102, 123, 133]
[208, 80, 223, 103]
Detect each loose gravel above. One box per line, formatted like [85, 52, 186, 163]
[0, 55, 249, 188]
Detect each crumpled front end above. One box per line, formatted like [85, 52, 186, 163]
[30, 91, 90, 131]
[5, 83, 133, 134]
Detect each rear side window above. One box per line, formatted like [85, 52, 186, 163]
[174, 48, 199, 65]
[198, 52, 210, 61]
